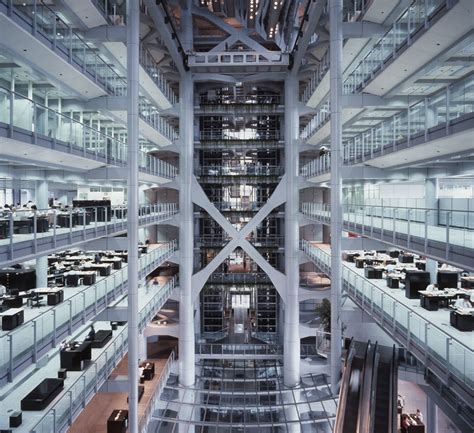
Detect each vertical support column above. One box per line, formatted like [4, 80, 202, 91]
[425, 178, 438, 226]
[426, 396, 438, 433]
[284, 74, 300, 388]
[126, 1, 140, 432]
[426, 258, 438, 284]
[138, 331, 147, 363]
[178, 0, 195, 387]
[36, 179, 48, 288]
[11, 180, 21, 206]
[329, 0, 343, 395]
[58, 191, 68, 207]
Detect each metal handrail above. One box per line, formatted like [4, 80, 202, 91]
[300, 240, 473, 354]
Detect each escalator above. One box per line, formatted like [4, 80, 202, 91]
[334, 339, 398, 433]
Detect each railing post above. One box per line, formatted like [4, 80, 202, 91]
[424, 209, 429, 254]
[32, 320, 38, 362]
[445, 211, 451, 260]
[407, 208, 411, 249]
[8, 212, 14, 261]
[445, 84, 451, 134]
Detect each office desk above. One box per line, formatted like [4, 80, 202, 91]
[404, 270, 430, 299]
[64, 271, 97, 287]
[415, 260, 426, 270]
[386, 276, 400, 289]
[0, 218, 9, 239]
[12, 217, 49, 234]
[419, 290, 463, 311]
[73, 200, 111, 222]
[82, 263, 112, 277]
[60, 341, 92, 371]
[32, 288, 64, 306]
[364, 258, 385, 267]
[343, 252, 360, 263]
[0, 308, 24, 330]
[355, 258, 365, 269]
[460, 276, 474, 289]
[107, 409, 128, 433]
[56, 214, 76, 228]
[73, 212, 92, 226]
[101, 257, 122, 269]
[2, 295, 24, 308]
[398, 253, 415, 264]
[437, 271, 459, 290]
[450, 308, 474, 331]
[364, 266, 384, 279]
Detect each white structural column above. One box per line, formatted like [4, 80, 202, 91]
[426, 396, 438, 433]
[126, 1, 140, 432]
[138, 331, 147, 363]
[426, 258, 438, 284]
[178, 0, 195, 387]
[425, 178, 438, 226]
[329, 0, 343, 395]
[283, 74, 300, 387]
[36, 180, 48, 288]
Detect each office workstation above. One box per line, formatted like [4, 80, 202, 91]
[0, 245, 152, 332]
[0, 200, 113, 238]
[342, 249, 474, 332]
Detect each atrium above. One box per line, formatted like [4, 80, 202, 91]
[0, 0, 472, 432]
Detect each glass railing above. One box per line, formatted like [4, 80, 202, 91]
[300, 240, 474, 388]
[30, 278, 177, 433]
[199, 130, 281, 141]
[301, 1, 459, 143]
[138, 350, 176, 433]
[343, 0, 448, 93]
[197, 164, 283, 177]
[140, 46, 178, 105]
[344, 0, 372, 22]
[30, 326, 128, 433]
[301, 73, 474, 165]
[138, 97, 178, 141]
[0, 87, 178, 178]
[92, 0, 126, 24]
[0, 204, 178, 264]
[1, 2, 178, 141]
[199, 94, 281, 105]
[211, 201, 268, 212]
[300, 99, 330, 141]
[207, 272, 271, 284]
[343, 73, 474, 162]
[2, 0, 127, 96]
[301, 50, 330, 104]
[195, 343, 283, 356]
[301, 154, 331, 178]
[0, 241, 177, 384]
[301, 202, 474, 254]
